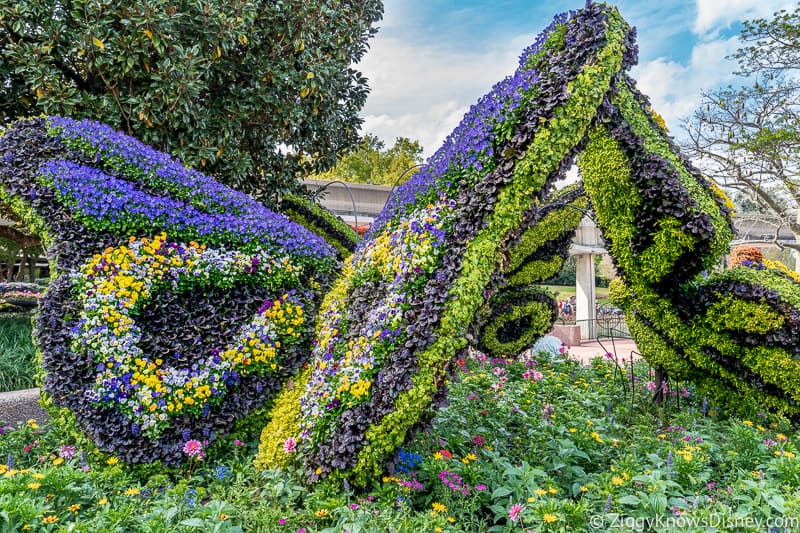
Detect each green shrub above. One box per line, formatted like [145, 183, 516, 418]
[0, 314, 37, 392]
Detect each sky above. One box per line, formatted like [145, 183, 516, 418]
[356, 0, 797, 157]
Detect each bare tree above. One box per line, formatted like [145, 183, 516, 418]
[682, 7, 800, 251]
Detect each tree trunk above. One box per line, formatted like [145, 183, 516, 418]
[15, 254, 26, 281]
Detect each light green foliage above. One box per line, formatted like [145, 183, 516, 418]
[313, 134, 424, 186]
[707, 296, 784, 334]
[614, 84, 733, 265]
[578, 127, 641, 280]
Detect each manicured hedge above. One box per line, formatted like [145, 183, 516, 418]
[0, 117, 337, 463]
[477, 185, 587, 357]
[257, 3, 635, 486]
[579, 76, 800, 418]
[279, 193, 359, 261]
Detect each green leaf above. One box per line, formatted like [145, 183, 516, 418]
[180, 518, 206, 527]
[491, 486, 513, 499]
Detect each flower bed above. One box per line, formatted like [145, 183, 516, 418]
[0, 282, 43, 312]
[0, 117, 336, 463]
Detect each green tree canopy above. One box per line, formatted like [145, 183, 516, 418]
[682, 6, 800, 250]
[0, 0, 383, 203]
[313, 133, 423, 186]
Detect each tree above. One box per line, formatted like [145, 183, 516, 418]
[0, 0, 383, 203]
[312, 133, 423, 186]
[682, 6, 800, 251]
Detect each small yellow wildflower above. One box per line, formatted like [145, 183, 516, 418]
[27, 482, 41, 490]
[447, 516, 456, 523]
[31, 473, 45, 480]
[124, 487, 140, 496]
[52, 457, 64, 466]
[543, 513, 558, 523]
[68, 503, 81, 513]
[42, 516, 57, 524]
[743, 420, 753, 427]
[98, 498, 108, 506]
[315, 509, 329, 518]
[547, 486, 558, 494]
[432, 502, 447, 513]
[611, 476, 624, 486]
[106, 457, 119, 466]
[534, 488, 547, 496]
[219, 514, 229, 521]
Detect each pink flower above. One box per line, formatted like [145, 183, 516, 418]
[279, 518, 287, 525]
[283, 437, 297, 453]
[509, 503, 525, 522]
[646, 381, 657, 392]
[472, 435, 486, 447]
[183, 439, 204, 458]
[475, 484, 487, 491]
[233, 440, 244, 446]
[58, 445, 77, 459]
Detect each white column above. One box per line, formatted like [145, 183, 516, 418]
[575, 254, 595, 339]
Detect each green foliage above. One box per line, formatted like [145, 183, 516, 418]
[279, 194, 358, 260]
[312, 134, 424, 186]
[613, 84, 733, 267]
[615, 268, 800, 418]
[0, 314, 36, 392]
[0, 0, 383, 201]
[479, 287, 557, 357]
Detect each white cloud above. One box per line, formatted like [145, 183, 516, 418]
[694, 0, 795, 35]
[357, 33, 529, 156]
[631, 37, 740, 134]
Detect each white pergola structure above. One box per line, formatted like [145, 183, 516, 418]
[569, 217, 607, 337]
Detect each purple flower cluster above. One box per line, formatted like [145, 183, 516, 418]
[46, 117, 335, 263]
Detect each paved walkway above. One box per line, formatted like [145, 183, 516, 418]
[565, 337, 639, 365]
[0, 388, 48, 427]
